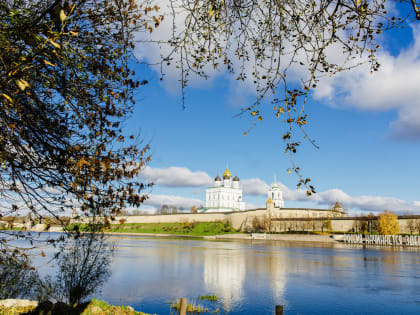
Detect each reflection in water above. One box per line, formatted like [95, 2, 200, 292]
[267, 255, 287, 302]
[27, 235, 420, 315]
[203, 246, 246, 311]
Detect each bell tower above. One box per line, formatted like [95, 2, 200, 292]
[267, 176, 284, 208]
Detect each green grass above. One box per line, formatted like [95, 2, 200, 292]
[199, 294, 218, 302]
[68, 221, 239, 236]
[0, 298, 151, 315]
[169, 297, 219, 314]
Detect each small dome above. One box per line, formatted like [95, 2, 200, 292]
[232, 176, 240, 181]
[271, 183, 278, 189]
[214, 175, 221, 181]
[222, 168, 232, 179]
[333, 201, 342, 210]
[267, 197, 273, 204]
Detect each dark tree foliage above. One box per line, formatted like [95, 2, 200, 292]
[0, 256, 41, 299]
[0, 0, 161, 263]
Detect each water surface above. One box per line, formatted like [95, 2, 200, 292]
[90, 236, 420, 314]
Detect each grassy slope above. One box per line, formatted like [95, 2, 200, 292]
[69, 221, 240, 236]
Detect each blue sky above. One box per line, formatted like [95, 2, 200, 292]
[125, 3, 420, 215]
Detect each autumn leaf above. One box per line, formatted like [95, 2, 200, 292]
[59, 9, 67, 22]
[48, 38, 61, 49]
[16, 79, 30, 91]
[43, 60, 57, 67]
[1, 93, 13, 103]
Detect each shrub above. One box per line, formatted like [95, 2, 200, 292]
[119, 219, 126, 225]
[378, 211, 399, 235]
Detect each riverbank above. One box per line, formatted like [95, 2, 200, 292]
[0, 298, 150, 315]
[102, 231, 339, 243]
[208, 233, 338, 243]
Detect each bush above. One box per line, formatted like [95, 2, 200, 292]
[378, 211, 399, 235]
[0, 257, 40, 299]
[52, 233, 114, 305]
[119, 219, 126, 225]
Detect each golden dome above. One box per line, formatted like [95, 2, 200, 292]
[222, 168, 232, 179]
[267, 197, 273, 204]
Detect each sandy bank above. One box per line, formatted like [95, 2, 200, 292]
[103, 231, 339, 243]
[23, 228, 341, 244]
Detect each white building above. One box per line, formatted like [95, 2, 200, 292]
[267, 182, 284, 208]
[202, 168, 246, 212]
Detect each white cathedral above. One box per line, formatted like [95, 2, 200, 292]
[202, 168, 284, 213]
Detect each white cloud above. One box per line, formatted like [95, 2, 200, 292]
[314, 25, 420, 140]
[142, 166, 213, 187]
[141, 166, 420, 213]
[241, 178, 420, 214]
[135, 1, 420, 140]
[143, 194, 204, 209]
[241, 178, 269, 196]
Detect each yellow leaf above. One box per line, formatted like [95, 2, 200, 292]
[41, 251, 46, 257]
[43, 60, 57, 67]
[48, 38, 61, 49]
[59, 9, 67, 22]
[208, 6, 215, 19]
[258, 116, 263, 121]
[287, 168, 291, 174]
[1, 93, 13, 103]
[251, 111, 257, 116]
[16, 79, 30, 91]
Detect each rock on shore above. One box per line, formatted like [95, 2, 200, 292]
[0, 299, 38, 308]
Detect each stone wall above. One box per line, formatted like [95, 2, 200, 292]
[269, 216, 420, 234]
[75, 211, 420, 234]
[114, 209, 267, 230]
[267, 203, 346, 219]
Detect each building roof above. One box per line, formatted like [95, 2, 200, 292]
[223, 167, 232, 179]
[214, 175, 221, 181]
[232, 176, 240, 181]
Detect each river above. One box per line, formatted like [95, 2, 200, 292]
[21, 233, 420, 314]
[87, 235, 420, 314]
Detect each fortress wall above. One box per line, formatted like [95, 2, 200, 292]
[227, 210, 267, 230]
[331, 219, 356, 232]
[269, 217, 417, 234]
[114, 210, 267, 230]
[116, 212, 227, 224]
[95, 211, 420, 234]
